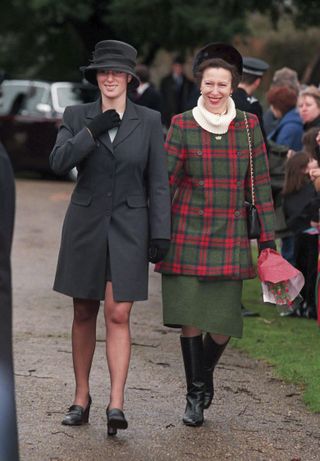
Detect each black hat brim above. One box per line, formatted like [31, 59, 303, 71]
[193, 43, 243, 77]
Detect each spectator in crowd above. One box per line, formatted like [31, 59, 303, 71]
[160, 55, 195, 128]
[264, 67, 300, 136]
[267, 86, 303, 152]
[0, 143, 19, 461]
[266, 85, 303, 265]
[298, 86, 320, 132]
[232, 56, 269, 143]
[282, 152, 320, 319]
[129, 64, 162, 113]
[302, 126, 320, 163]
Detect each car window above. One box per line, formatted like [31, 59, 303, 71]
[23, 86, 50, 115]
[0, 81, 50, 116]
[0, 83, 29, 114]
[51, 83, 98, 113]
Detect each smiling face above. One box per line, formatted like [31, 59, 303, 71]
[200, 67, 233, 114]
[96, 70, 132, 101]
[297, 94, 320, 123]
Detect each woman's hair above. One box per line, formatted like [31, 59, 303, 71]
[266, 86, 297, 115]
[194, 58, 241, 91]
[302, 127, 320, 160]
[282, 151, 310, 195]
[272, 67, 300, 94]
[298, 85, 320, 109]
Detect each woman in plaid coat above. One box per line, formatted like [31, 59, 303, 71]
[155, 43, 275, 427]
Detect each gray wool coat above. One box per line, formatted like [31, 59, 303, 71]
[50, 98, 171, 301]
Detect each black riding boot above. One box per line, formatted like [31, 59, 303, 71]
[180, 335, 205, 426]
[203, 333, 229, 409]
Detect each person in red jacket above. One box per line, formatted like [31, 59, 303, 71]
[156, 43, 275, 427]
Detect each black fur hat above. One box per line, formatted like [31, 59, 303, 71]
[193, 43, 243, 77]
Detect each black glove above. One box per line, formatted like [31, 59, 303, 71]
[148, 239, 170, 263]
[258, 240, 277, 254]
[87, 109, 121, 138]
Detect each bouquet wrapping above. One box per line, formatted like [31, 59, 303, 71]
[257, 248, 304, 306]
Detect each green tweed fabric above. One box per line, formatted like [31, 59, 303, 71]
[156, 109, 275, 279]
[162, 274, 243, 338]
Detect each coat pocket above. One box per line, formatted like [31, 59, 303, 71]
[71, 191, 92, 207]
[126, 195, 148, 208]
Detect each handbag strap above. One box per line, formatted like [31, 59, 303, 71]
[243, 111, 256, 206]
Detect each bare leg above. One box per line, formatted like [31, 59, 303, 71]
[104, 282, 133, 410]
[72, 298, 100, 407]
[211, 334, 230, 345]
[181, 325, 202, 337]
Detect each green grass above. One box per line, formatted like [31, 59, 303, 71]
[230, 276, 320, 413]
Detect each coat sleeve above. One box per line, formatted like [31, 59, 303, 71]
[246, 115, 275, 242]
[148, 112, 171, 240]
[165, 115, 185, 200]
[49, 106, 96, 176]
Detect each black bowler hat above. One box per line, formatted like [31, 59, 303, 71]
[193, 42, 243, 76]
[80, 40, 140, 89]
[242, 57, 269, 76]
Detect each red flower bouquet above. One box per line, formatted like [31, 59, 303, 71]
[257, 248, 305, 307]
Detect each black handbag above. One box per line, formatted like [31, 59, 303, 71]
[244, 112, 261, 239]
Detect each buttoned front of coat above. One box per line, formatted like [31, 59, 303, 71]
[156, 109, 275, 279]
[50, 99, 171, 301]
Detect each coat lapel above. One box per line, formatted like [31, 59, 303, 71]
[85, 98, 114, 153]
[113, 99, 140, 148]
[84, 98, 140, 154]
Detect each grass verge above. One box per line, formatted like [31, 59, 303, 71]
[231, 276, 320, 413]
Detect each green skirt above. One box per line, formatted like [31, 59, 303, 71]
[162, 275, 243, 338]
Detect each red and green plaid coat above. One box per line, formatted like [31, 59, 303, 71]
[155, 109, 275, 279]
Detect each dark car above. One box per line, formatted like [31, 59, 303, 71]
[0, 79, 98, 180]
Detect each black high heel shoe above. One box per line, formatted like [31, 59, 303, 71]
[106, 407, 128, 436]
[62, 395, 92, 426]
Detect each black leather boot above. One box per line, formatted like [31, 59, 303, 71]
[203, 334, 229, 409]
[180, 335, 205, 427]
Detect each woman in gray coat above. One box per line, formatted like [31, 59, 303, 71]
[50, 40, 171, 435]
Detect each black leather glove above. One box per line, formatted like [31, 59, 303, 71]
[87, 109, 121, 138]
[258, 240, 277, 254]
[148, 239, 170, 263]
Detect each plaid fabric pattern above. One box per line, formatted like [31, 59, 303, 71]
[156, 109, 275, 279]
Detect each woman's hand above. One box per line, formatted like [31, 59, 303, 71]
[87, 110, 121, 139]
[309, 167, 320, 180]
[258, 240, 277, 254]
[148, 239, 170, 263]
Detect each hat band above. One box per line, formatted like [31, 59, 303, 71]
[90, 55, 135, 68]
[243, 67, 263, 76]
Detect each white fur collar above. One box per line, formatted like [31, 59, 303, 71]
[192, 95, 236, 134]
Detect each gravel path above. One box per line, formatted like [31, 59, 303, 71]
[12, 179, 320, 461]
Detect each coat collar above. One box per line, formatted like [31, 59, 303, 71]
[85, 98, 140, 154]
